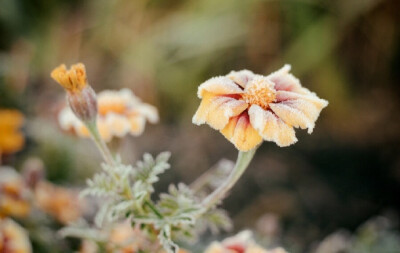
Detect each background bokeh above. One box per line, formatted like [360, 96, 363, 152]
[1, 0, 400, 252]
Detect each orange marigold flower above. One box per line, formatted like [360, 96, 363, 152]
[34, 181, 81, 224]
[0, 218, 32, 253]
[58, 89, 158, 142]
[51, 63, 88, 93]
[204, 231, 286, 253]
[193, 65, 328, 151]
[51, 63, 98, 124]
[0, 168, 30, 218]
[0, 109, 25, 155]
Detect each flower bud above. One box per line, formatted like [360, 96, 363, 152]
[51, 63, 98, 124]
[66, 85, 98, 124]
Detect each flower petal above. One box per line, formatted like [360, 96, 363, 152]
[275, 90, 328, 107]
[104, 113, 131, 138]
[132, 104, 159, 124]
[269, 102, 316, 133]
[227, 69, 256, 88]
[221, 113, 262, 151]
[128, 115, 146, 136]
[197, 77, 244, 98]
[275, 90, 328, 129]
[192, 93, 248, 130]
[267, 64, 309, 94]
[249, 105, 297, 147]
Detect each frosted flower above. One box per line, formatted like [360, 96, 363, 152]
[58, 88, 159, 142]
[193, 65, 328, 151]
[0, 168, 30, 218]
[34, 181, 81, 224]
[204, 230, 287, 253]
[0, 109, 25, 155]
[0, 218, 32, 253]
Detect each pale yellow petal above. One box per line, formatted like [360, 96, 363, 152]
[192, 93, 248, 130]
[249, 105, 297, 147]
[96, 120, 112, 142]
[221, 113, 262, 151]
[128, 115, 146, 136]
[1, 218, 32, 253]
[197, 76, 244, 98]
[104, 113, 131, 138]
[269, 102, 315, 132]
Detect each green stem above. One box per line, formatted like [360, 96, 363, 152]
[144, 200, 163, 219]
[201, 149, 257, 210]
[86, 121, 116, 166]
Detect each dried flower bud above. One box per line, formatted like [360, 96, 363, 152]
[66, 85, 98, 124]
[51, 63, 98, 124]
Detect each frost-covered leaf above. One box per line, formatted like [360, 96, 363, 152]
[158, 225, 179, 253]
[107, 199, 136, 222]
[199, 208, 233, 234]
[132, 152, 171, 193]
[81, 172, 118, 198]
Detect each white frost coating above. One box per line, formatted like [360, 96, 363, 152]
[192, 95, 247, 130]
[206, 96, 246, 130]
[227, 69, 256, 88]
[270, 103, 315, 133]
[197, 76, 244, 98]
[267, 64, 291, 80]
[249, 105, 297, 147]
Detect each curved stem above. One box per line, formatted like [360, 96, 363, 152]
[86, 121, 116, 166]
[201, 148, 257, 210]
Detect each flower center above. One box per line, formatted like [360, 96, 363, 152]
[241, 77, 276, 110]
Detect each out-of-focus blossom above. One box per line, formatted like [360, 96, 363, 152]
[314, 231, 351, 253]
[0, 109, 25, 155]
[34, 181, 81, 224]
[107, 221, 140, 253]
[51, 63, 98, 124]
[79, 240, 98, 253]
[0, 168, 30, 218]
[78, 221, 190, 253]
[58, 89, 158, 142]
[204, 230, 287, 253]
[0, 218, 32, 253]
[193, 65, 328, 151]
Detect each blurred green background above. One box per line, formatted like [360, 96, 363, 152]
[1, 0, 400, 252]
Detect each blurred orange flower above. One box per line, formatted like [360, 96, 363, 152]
[34, 181, 81, 224]
[0, 168, 30, 218]
[58, 89, 158, 142]
[0, 109, 25, 155]
[204, 231, 286, 253]
[0, 218, 32, 253]
[193, 65, 328, 151]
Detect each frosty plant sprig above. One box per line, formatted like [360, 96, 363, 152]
[51, 63, 328, 253]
